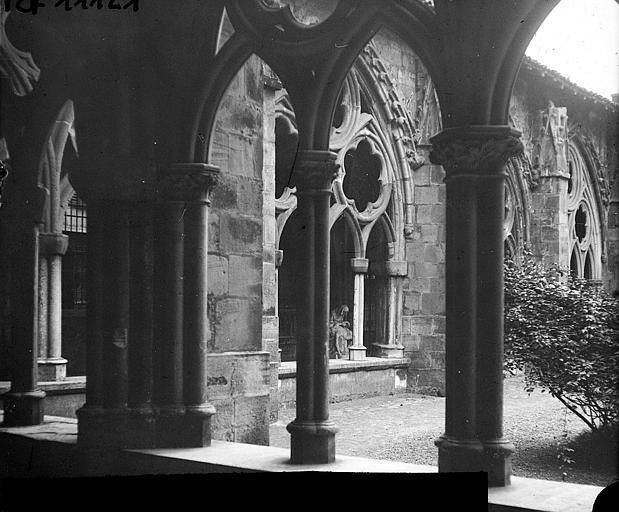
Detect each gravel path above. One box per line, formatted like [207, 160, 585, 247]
[269, 375, 617, 486]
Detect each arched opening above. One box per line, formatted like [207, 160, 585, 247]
[277, 209, 305, 362]
[329, 214, 356, 358]
[364, 220, 389, 352]
[570, 247, 579, 277]
[584, 249, 593, 280]
[575, 203, 588, 243]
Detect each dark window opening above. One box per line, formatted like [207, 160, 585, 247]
[575, 204, 587, 243]
[567, 159, 574, 195]
[343, 139, 381, 212]
[275, 116, 299, 198]
[570, 249, 578, 277]
[332, 87, 346, 129]
[62, 195, 87, 310]
[584, 250, 593, 280]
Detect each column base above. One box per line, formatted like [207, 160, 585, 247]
[2, 390, 46, 426]
[481, 439, 515, 487]
[372, 343, 405, 358]
[182, 404, 216, 448]
[287, 419, 338, 464]
[435, 435, 514, 487]
[76, 406, 129, 449]
[123, 406, 157, 448]
[348, 346, 367, 361]
[37, 358, 67, 381]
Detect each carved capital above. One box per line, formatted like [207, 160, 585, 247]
[430, 126, 523, 176]
[293, 150, 339, 193]
[39, 233, 69, 256]
[157, 163, 220, 204]
[350, 257, 369, 274]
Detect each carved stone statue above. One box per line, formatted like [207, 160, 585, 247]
[329, 304, 352, 359]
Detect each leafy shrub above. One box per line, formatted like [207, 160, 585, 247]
[504, 256, 619, 433]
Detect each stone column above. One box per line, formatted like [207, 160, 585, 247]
[2, 222, 45, 426]
[349, 258, 368, 360]
[152, 192, 185, 446]
[373, 260, 406, 358]
[76, 201, 105, 444]
[92, 201, 131, 445]
[286, 150, 339, 464]
[156, 163, 219, 447]
[126, 203, 155, 444]
[37, 233, 69, 380]
[430, 126, 521, 487]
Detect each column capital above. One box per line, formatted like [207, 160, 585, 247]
[157, 163, 220, 205]
[293, 150, 339, 193]
[349, 257, 369, 273]
[38, 233, 69, 256]
[429, 126, 523, 176]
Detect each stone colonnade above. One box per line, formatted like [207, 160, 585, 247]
[76, 163, 220, 449]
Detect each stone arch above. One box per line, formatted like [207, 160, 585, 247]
[566, 131, 604, 280]
[504, 153, 532, 260]
[37, 100, 77, 233]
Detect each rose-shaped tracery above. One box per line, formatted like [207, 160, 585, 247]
[342, 139, 382, 213]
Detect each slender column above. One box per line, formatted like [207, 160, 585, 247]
[476, 169, 514, 486]
[348, 258, 368, 361]
[3, 221, 45, 426]
[37, 233, 68, 380]
[37, 255, 49, 359]
[125, 203, 155, 445]
[76, 201, 106, 445]
[373, 260, 406, 358]
[286, 150, 339, 464]
[152, 197, 185, 446]
[430, 126, 522, 487]
[102, 202, 130, 411]
[157, 163, 219, 447]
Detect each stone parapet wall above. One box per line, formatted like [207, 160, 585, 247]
[278, 358, 409, 407]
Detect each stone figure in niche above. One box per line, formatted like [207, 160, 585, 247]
[329, 305, 352, 359]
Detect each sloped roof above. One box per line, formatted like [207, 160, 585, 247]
[520, 55, 618, 111]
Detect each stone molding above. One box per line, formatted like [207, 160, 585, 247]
[430, 126, 524, 176]
[349, 257, 369, 273]
[157, 163, 220, 205]
[38, 233, 69, 256]
[292, 150, 339, 193]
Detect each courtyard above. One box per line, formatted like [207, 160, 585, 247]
[270, 375, 618, 487]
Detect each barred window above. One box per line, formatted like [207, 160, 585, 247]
[64, 195, 87, 233]
[63, 194, 87, 309]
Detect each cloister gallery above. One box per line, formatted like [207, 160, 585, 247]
[0, 0, 617, 504]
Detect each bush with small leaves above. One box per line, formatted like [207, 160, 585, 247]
[504, 256, 619, 434]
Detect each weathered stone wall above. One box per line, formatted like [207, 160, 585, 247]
[373, 30, 447, 394]
[510, 75, 618, 291]
[206, 55, 271, 443]
[210, 56, 265, 354]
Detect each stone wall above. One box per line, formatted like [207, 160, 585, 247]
[206, 55, 271, 443]
[373, 30, 447, 393]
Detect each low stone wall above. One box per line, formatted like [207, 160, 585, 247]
[278, 357, 409, 408]
[0, 351, 272, 446]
